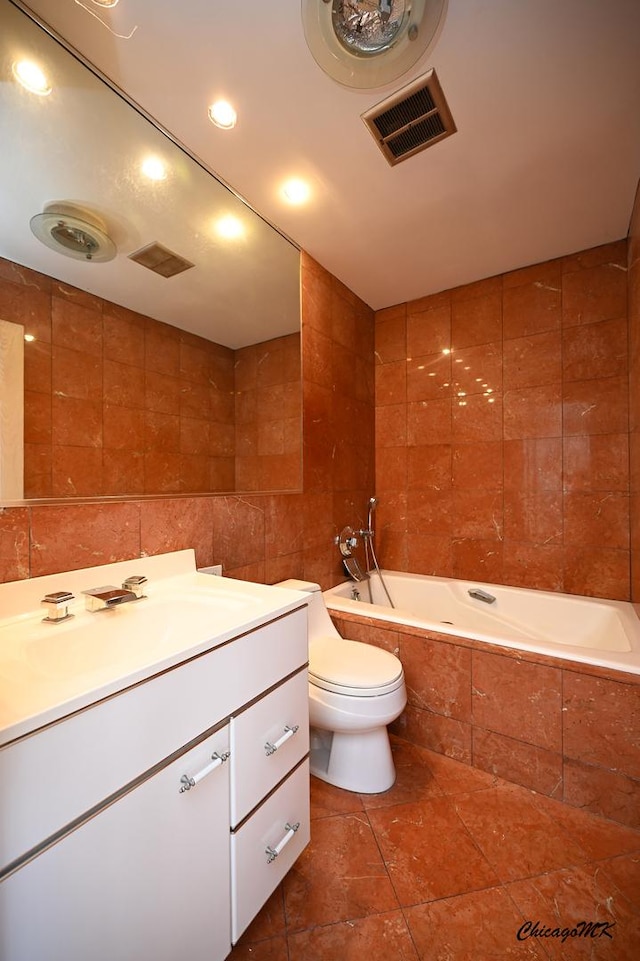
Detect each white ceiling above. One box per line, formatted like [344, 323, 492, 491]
[10, 0, 640, 313]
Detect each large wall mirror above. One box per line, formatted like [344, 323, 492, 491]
[0, 0, 302, 502]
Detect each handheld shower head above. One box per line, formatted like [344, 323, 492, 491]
[367, 496, 378, 533]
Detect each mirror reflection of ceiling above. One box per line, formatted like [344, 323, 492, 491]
[9, 0, 640, 312]
[0, 0, 301, 350]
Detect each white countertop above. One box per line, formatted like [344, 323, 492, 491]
[0, 550, 307, 746]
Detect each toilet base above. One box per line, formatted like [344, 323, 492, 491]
[309, 725, 396, 794]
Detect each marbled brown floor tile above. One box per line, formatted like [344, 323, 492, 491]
[236, 887, 286, 944]
[419, 744, 501, 795]
[283, 813, 398, 932]
[405, 886, 548, 960]
[506, 864, 640, 960]
[310, 776, 366, 820]
[368, 795, 500, 906]
[287, 911, 419, 961]
[227, 935, 288, 960]
[359, 737, 443, 810]
[530, 792, 640, 861]
[598, 852, 640, 911]
[453, 784, 588, 882]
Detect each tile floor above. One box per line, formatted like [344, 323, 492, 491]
[229, 737, 640, 960]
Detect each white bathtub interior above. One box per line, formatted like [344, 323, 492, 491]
[325, 571, 640, 675]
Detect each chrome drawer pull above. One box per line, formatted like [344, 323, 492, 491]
[265, 821, 300, 863]
[179, 751, 230, 793]
[264, 724, 299, 756]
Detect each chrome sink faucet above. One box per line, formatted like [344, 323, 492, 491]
[83, 575, 147, 611]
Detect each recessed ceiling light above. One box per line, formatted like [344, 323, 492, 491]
[208, 100, 237, 129]
[282, 178, 310, 205]
[141, 156, 167, 181]
[215, 215, 244, 240]
[12, 59, 51, 96]
[24, 333, 35, 342]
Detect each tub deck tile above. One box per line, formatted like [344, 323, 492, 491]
[471, 649, 563, 753]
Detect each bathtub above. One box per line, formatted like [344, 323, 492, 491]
[324, 571, 640, 676]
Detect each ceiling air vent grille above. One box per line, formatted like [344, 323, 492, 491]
[128, 242, 194, 278]
[362, 68, 456, 166]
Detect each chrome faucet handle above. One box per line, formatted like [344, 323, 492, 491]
[122, 575, 147, 599]
[41, 591, 75, 623]
[468, 587, 496, 604]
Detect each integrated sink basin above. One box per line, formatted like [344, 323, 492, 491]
[0, 549, 308, 745]
[20, 593, 259, 679]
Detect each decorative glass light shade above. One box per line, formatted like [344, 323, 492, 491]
[302, 0, 448, 89]
[30, 203, 116, 262]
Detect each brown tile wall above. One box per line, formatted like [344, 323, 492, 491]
[375, 239, 631, 600]
[629, 181, 640, 600]
[0, 250, 373, 588]
[300, 252, 376, 586]
[332, 611, 640, 830]
[234, 334, 302, 491]
[0, 256, 303, 498]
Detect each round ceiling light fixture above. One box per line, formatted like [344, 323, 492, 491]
[30, 202, 116, 262]
[12, 59, 52, 96]
[208, 100, 237, 129]
[282, 178, 311, 205]
[302, 0, 448, 89]
[141, 155, 168, 181]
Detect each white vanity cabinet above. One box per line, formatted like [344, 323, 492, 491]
[0, 725, 232, 961]
[0, 588, 310, 961]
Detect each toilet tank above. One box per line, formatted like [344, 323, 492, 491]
[275, 580, 341, 642]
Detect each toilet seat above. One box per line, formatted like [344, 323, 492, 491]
[309, 636, 404, 697]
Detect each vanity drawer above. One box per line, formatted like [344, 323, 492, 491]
[230, 668, 309, 826]
[230, 758, 310, 943]
[0, 606, 307, 873]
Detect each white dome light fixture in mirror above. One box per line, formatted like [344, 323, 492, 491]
[141, 156, 168, 181]
[302, 0, 448, 89]
[12, 59, 51, 95]
[215, 215, 244, 240]
[30, 202, 116, 262]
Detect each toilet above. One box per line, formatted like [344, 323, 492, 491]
[277, 579, 407, 793]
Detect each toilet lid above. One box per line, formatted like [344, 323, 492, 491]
[309, 636, 403, 691]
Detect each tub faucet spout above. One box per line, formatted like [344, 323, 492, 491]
[468, 587, 496, 604]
